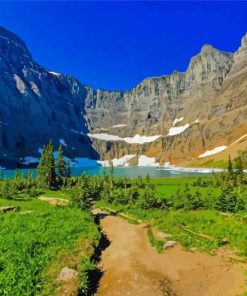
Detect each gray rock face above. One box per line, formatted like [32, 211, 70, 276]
[0, 25, 247, 167]
[0, 26, 98, 168]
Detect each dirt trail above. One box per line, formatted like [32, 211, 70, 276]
[93, 209, 247, 296]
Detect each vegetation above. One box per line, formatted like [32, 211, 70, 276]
[1, 143, 247, 294]
[0, 199, 99, 295]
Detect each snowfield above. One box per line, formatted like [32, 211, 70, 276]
[173, 117, 184, 126]
[49, 71, 61, 76]
[59, 139, 68, 147]
[137, 155, 159, 167]
[230, 134, 247, 146]
[97, 155, 159, 167]
[198, 146, 227, 158]
[88, 133, 161, 144]
[112, 124, 126, 128]
[112, 155, 135, 166]
[167, 124, 190, 136]
[22, 157, 39, 165]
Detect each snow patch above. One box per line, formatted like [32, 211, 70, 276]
[112, 124, 126, 128]
[112, 155, 135, 166]
[13, 74, 26, 95]
[167, 124, 190, 136]
[97, 160, 110, 167]
[173, 117, 184, 126]
[194, 118, 200, 124]
[49, 71, 61, 76]
[230, 134, 247, 146]
[137, 155, 159, 167]
[23, 156, 39, 165]
[88, 133, 160, 144]
[59, 139, 68, 147]
[198, 146, 227, 158]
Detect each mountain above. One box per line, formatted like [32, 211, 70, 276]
[0, 25, 247, 168]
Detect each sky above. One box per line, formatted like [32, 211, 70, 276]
[0, 1, 247, 91]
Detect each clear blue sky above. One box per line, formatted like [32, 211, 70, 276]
[0, 1, 246, 91]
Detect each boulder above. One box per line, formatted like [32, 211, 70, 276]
[163, 240, 177, 250]
[0, 206, 19, 213]
[57, 267, 78, 282]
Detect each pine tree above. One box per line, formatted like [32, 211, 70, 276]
[37, 141, 57, 189]
[46, 140, 57, 189]
[228, 155, 233, 176]
[65, 160, 71, 178]
[56, 144, 67, 178]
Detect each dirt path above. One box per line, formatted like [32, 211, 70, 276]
[38, 196, 69, 205]
[93, 209, 247, 296]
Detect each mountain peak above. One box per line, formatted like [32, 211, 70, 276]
[240, 32, 247, 50]
[0, 25, 32, 59]
[200, 44, 216, 53]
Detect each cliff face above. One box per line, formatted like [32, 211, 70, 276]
[0, 25, 98, 168]
[0, 24, 247, 168]
[85, 38, 247, 164]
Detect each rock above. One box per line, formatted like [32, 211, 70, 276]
[0, 206, 19, 213]
[218, 238, 229, 246]
[157, 232, 172, 239]
[163, 241, 177, 250]
[57, 267, 78, 282]
[1, 24, 247, 166]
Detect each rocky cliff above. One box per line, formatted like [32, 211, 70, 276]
[0, 25, 247, 168]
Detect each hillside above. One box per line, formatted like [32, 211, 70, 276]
[1, 25, 247, 168]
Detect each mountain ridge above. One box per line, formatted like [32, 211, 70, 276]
[0, 25, 247, 168]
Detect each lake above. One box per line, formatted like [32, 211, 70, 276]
[0, 166, 218, 179]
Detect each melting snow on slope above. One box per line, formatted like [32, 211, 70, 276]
[173, 117, 184, 126]
[137, 155, 159, 167]
[230, 134, 247, 146]
[167, 124, 190, 136]
[97, 160, 110, 167]
[88, 133, 161, 144]
[88, 133, 121, 141]
[112, 124, 126, 128]
[59, 139, 68, 147]
[49, 71, 61, 76]
[198, 146, 227, 158]
[22, 157, 40, 165]
[112, 155, 135, 166]
[13, 74, 26, 95]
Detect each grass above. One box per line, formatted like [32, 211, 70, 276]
[42, 189, 71, 200]
[147, 227, 164, 253]
[0, 197, 100, 296]
[96, 200, 247, 257]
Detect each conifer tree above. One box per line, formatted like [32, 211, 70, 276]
[56, 144, 67, 178]
[227, 155, 233, 176]
[65, 160, 71, 178]
[37, 141, 57, 189]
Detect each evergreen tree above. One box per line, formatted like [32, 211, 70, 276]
[227, 155, 233, 176]
[66, 160, 71, 178]
[235, 156, 244, 184]
[56, 144, 67, 179]
[37, 141, 57, 189]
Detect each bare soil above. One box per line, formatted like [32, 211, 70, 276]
[94, 209, 247, 296]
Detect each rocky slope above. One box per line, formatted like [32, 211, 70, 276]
[0, 25, 247, 168]
[0, 25, 99, 168]
[85, 34, 247, 166]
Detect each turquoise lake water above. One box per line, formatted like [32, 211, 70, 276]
[1, 166, 213, 179]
